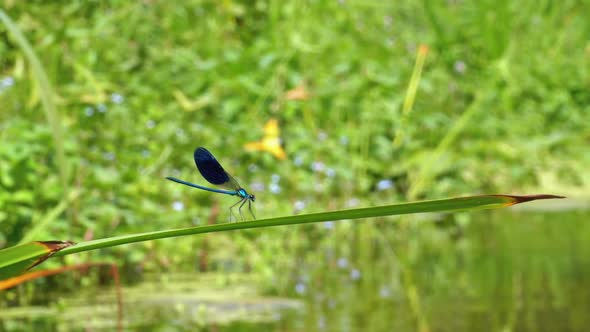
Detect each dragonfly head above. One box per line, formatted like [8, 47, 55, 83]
[249, 194, 256, 202]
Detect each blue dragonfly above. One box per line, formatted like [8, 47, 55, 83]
[166, 147, 256, 221]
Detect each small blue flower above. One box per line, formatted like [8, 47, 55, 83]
[103, 152, 116, 161]
[269, 183, 281, 194]
[172, 201, 184, 211]
[346, 198, 360, 207]
[454, 60, 467, 74]
[146, 120, 156, 128]
[350, 269, 361, 281]
[379, 286, 391, 298]
[84, 107, 95, 117]
[97, 103, 107, 113]
[339, 135, 349, 145]
[311, 161, 325, 172]
[325, 168, 336, 177]
[110, 93, 124, 104]
[271, 174, 281, 183]
[324, 221, 334, 229]
[337, 257, 348, 269]
[251, 182, 264, 192]
[1, 76, 15, 88]
[295, 282, 306, 294]
[294, 200, 306, 212]
[294, 155, 304, 166]
[377, 179, 393, 191]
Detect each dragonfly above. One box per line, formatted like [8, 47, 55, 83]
[166, 147, 256, 221]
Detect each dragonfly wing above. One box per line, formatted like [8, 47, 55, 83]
[194, 147, 231, 186]
[223, 175, 242, 191]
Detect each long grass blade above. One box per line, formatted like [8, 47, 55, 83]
[54, 194, 563, 257]
[0, 194, 564, 280]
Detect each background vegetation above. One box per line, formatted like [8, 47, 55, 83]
[0, 1, 588, 331]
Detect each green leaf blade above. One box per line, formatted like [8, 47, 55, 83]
[54, 194, 563, 257]
[0, 194, 564, 279]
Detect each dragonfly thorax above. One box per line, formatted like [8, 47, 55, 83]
[237, 188, 255, 201]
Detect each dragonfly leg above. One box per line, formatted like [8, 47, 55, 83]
[229, 198, 244, 222]
[248, 200, 256, 220]
[238, 199, 248, 221]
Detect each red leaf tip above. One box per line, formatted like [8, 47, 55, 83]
[38, 240, 76, 252]
[493, 194, 566, 205]
[29, 241, 76, 271]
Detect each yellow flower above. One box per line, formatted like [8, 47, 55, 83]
[244, 118, 286, 160]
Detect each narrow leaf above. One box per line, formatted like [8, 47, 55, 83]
[54, 194, 563, 257]
[0, 194, 563, 279]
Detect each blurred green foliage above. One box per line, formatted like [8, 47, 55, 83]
[0, 0, 588, 310]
